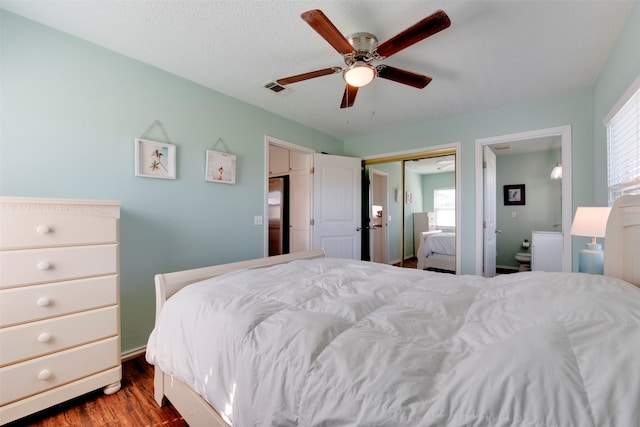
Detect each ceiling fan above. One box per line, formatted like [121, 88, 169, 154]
[436, 158, 455, 170]
[275, 9, 451, 108]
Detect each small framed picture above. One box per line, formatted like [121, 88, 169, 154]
[504, 184, 525, 205]
[205, 150, 236, 184]
[135, 138, 176, 179]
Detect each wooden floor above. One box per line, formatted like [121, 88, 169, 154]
[394, 257, 418, 268]
[5, 356, 186, 427]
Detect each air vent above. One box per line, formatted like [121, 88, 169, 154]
[263, 81, 292, 95]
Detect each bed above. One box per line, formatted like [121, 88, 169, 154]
[146, 195, 640, 427]
[416, 230, 456, 272]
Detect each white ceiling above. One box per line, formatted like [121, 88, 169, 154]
[1, 0, 635, 140]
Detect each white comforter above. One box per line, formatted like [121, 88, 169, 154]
[422, 232, 456, 257]
[146, 258, 640, 427]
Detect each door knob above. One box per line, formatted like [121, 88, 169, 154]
[356, 227, 362, 232]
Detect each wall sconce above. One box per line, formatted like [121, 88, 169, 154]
[570, 206, 611, 274]
[394, 188, 402, 203]
[550, 162, 562, 180]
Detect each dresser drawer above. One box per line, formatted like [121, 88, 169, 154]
[0, 244, 117, 289]
[0, 306, 118, 367]
[0, 276, 117, 327]
[0, 204, 118, 251]
[0, 337, 119, 406]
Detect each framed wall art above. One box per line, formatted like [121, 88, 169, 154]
[135, 138, 176, 179]
[504, 184, 526, 205]
[205, 150, 236, 184]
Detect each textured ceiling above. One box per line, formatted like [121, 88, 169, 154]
[0, 0, 635, 140]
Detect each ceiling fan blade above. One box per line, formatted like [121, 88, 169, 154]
[376, 10, 450, 58]
[377, 65, 432, 88]
[276, 67, 341, 85]
[301, 9, 354, 56]
[340, 85, 359, 108]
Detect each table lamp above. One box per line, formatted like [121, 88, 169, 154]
[570, 206, 612, 274]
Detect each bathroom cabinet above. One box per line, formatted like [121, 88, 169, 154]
[531, 231, 563, 272]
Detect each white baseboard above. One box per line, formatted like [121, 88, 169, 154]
[121, 346, 146, 362]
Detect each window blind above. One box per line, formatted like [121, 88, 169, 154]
[606, 78, 640, 206]
[434, 188, 455, 227]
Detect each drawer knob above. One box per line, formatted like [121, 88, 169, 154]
[37, 297, 51, 307]
[38, 333, 51, 343]
[37, 225, 51, 234]
[38, 369, 52, 381]
[37, 261, 51, 271]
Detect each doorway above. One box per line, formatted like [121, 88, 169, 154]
[369, 168, 389, 264]
[265, 136, 362, 259]
[475, 125, 572, 276]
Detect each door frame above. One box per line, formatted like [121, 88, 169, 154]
[474, 125, 572, 275]
[264, 135, 314, 256]
[369, 168, 389, 264]
[362, 142, 461, 272]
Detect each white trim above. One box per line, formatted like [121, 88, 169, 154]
[361, 142, 457, 161]
[121, 346, 146, 362]
[475, 125, 572, 275]
[265, 136, 315, 153]
[603, 74, 640, 125]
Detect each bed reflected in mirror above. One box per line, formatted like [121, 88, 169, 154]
[405, 155, 456, 273]
[363, 152, 457, 272]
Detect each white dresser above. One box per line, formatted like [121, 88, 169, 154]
[0, 197, 121, 425]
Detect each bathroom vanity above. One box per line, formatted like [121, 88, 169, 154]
[531, 231, 563, 272]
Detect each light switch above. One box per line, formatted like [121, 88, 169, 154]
[254, 215, 263, 225]
[512, 211, 517, 218]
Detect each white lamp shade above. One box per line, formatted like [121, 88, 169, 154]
[343, 62, 375, 87]
[570, 206, 612, 238]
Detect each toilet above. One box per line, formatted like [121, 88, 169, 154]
[515, 252, 531, 271]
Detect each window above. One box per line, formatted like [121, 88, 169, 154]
[605, 76, 640, 206]
[434, 188, 455, 227]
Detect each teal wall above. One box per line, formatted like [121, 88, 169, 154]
[496, 149, 562, 268]
[0, 11, 342, 353]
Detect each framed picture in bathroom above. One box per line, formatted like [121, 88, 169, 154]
[504, 184, 526, 205]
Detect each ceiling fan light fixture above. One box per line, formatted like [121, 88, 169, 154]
[343, 62, 376, 87]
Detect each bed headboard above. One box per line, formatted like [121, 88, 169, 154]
[604, 194, 640, 287]
[154, 248, 326, 321]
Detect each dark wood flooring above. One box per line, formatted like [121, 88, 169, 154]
[5, 356, 186, 427]
[393, 257, 418, 268]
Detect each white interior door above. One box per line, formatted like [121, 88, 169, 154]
[483, 146, 497, 277]
[370, 169, 388, 263]
[313, 153, 362, 259]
